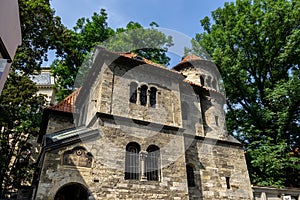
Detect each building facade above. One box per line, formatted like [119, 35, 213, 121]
[33, 47, 253, 199]
[0, 0, 22, 94]
[30, 68, 56, 105]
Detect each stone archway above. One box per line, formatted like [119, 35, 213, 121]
[54, 183, 89, 200]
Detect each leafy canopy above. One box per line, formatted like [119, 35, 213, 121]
[0, 0, 64, 197]
[191, 0, 300, 187]
[51, 10, 173, 101]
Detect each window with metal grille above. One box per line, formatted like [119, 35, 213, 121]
[146, 145, 160, 181]
[125, 142, 140, 180]
[186, 164, 195, 187]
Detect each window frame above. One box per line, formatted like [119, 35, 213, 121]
[125, 142, 141, 180]
[146, 145, 160, 181]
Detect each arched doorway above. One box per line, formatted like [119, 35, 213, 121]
[54, 183, 89, 200]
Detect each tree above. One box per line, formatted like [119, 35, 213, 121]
[0, 0, 65, 197]
[13, 0, 66, 74]
[51, 10, 173, 101]
[0, 72, 45, 197]
[103, 21, 173, 66]
[51, 9, 114, 101]
[189, 0, 300, 187]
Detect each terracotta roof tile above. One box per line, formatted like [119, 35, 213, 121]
[48, 88, 81, 113]
[118, 52, 181, 74]
[172, 54, 203, 71]
[183, 79, 225, 97]
[180, 54, 202, 63]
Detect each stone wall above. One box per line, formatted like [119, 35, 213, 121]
[185, 138, 253, 200]
[35, 118, 191, 200]
[46, 113, 74, 134]
[253, 186, 300, 200]
[96, 64, 182, 128]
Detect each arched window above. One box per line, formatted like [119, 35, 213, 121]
[150, 87, 157, 108]
[186, 164, 195, 187]
[182, 102, 189, 120]
[125, 142, 141, 180]
[129, 82, 138, 103]
[140, 85, 148, 106]
[200, 75, 205, 86]
[146, 145, 160, 181]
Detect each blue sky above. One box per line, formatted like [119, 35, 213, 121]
[51, 0, 233, 37]
[48, 0, 234, 66]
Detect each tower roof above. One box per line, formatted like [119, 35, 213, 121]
[180, 54, 202, 63]
[172, 54, 203, 71]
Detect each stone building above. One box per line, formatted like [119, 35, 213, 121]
[252, 186, 300, 200]
[30, 68, 56, 105]
[32, 46, 253, 199]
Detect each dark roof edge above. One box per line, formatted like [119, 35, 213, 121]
[97, 112, 184, 133]
[184, 133, 243, 147]
[44, 128, 100, 151]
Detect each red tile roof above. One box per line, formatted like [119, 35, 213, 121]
[48, 89, 81, 113]
[118, 52, 181, 74]
[173, 54, 203, 71]
[180, 54, 202, 63]
[48, 53, 207, 113]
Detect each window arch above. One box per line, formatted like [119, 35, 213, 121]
[186, 164, 195, 187]
[149, 87, 157, 108]
[125, 142, 141, 180]
[129, 82, 138, 103]
[140, 85, 148, 106]
[182, 102, 189, 120]
[146, 145, 160, 181]
[54, 183, 89, 200]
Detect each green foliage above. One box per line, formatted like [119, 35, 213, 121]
[191, 0, 300, 187]
[51, 10, 173, 101]
[0, 72, 45, 196]
[0, 0, 62, 196]
[14, 0, 65, 74]
[103, 21, 173, 66]
[51, 9, 114, 101]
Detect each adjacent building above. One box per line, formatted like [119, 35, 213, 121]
[0, 0, 22, 94]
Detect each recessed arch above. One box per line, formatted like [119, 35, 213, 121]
[125, 142, 141, 180]
[149, 87, 157, 108]
[129, 82, 138, 103]
[146, 145, 160, 181]
[140, 85, 148, 106]
[54, 182, 89, 200]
